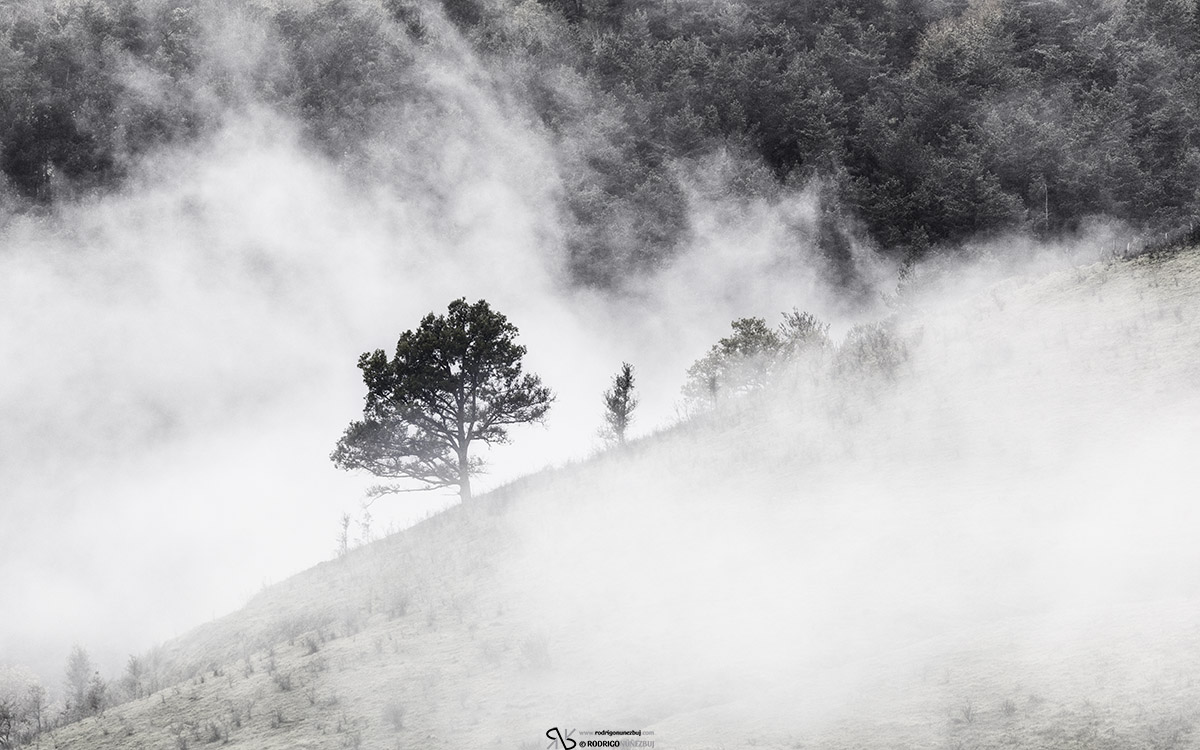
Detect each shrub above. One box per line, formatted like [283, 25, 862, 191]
[382, 700, 406, 731]
[304, 656, 328, 675]
[835, 322, 908, 380]
[205, 721, 223, 743]
[271, 670, 293, 692]
[779, 308, 832, 355]
[520, 634, 551, 671]
[388, 589, 412, 619]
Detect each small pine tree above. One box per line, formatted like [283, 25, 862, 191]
[602, 362, 638, 446]
[85, 672, 107, 716]
[63, 645, 93, 722]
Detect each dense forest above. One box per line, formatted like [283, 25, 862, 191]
[0, 0, 1197, 285]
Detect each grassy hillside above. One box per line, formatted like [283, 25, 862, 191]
[44, 245, 1200, 749]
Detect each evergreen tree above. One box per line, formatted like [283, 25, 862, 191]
[602, 362, 638, 445]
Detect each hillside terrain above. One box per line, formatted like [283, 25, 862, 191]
[42, 245, 1200, 749]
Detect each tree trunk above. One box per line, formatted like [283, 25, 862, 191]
[457, 448, 472, 501]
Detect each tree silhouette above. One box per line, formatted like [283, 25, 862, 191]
[332, 299, 553, 501]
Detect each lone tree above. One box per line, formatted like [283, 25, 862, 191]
[602, 362, 638, 446]
[332, 298, 553, 501]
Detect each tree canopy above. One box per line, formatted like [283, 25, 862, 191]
[331, 298, 553, 501]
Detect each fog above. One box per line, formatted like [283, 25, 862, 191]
[4, 5, 1199, 744]
[491, 245, 1200, 742]
[0, 3, 875, 688]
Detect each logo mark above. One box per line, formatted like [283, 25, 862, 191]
[546, 727, 577, 749]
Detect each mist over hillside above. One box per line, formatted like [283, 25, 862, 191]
[2, 0, 1200, 745]
[26, 245, 1200, 750]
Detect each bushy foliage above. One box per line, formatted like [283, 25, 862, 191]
[778, 308, 832, 358]
[683, 309, 911, 414]
[835, 322, 908, 381]
[0, 667, 46, 747]
[685, 311, 843, 409]
[683, 317, 783, 409]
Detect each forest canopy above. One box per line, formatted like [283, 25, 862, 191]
[0, 0, 1197, 283]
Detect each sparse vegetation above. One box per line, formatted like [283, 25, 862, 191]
[957, 700, 975, 725]
[382, 699, 406, 731]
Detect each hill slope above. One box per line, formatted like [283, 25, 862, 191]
[46, 246, 1200, 749]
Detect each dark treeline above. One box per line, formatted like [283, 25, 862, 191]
[1, 0, 1198, 284]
